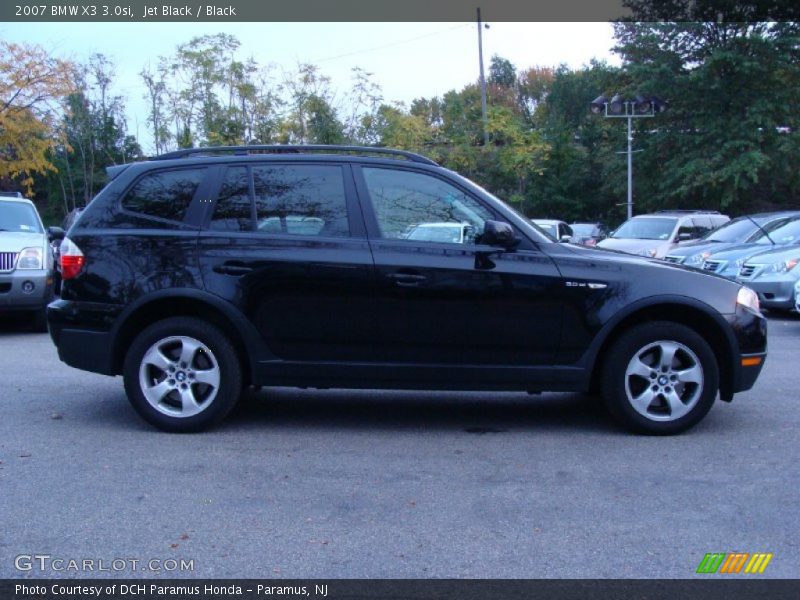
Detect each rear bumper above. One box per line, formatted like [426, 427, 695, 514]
[47, 298, 119, 375]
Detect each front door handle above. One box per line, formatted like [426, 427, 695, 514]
[386, 272, 427, 287]
[213, 264, 254, 276]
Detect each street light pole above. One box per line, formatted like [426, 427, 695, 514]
[626, 114, 633, 220]
[590, 95, 666, 220]
[477, 7, 489, 146]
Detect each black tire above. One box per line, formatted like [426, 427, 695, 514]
[123, 317, 243, 432]
[600, 321, 719, 435]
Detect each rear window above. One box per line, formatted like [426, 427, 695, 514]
[121, 168, 206, 223]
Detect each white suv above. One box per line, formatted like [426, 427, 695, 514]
[597, 211, 729, 259]
[0, 193, 62, 330]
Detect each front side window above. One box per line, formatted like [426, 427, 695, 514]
[362, 167, 492, 243]
[121, 168, 206, 222]
[253, 165, 349, 237]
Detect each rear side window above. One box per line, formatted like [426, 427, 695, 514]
[253, 165, 349, 237]
[122, 168, 206, 222]
[210, 164, 349, 237]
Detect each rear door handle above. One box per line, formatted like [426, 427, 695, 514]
[386, 272, 427, 287]
[213, 264, 254, 276]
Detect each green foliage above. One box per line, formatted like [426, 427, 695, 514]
[16, 25, 800, 226]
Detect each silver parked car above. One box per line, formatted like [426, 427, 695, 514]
[0, 193, 62, 330]
[598, 211, 729, 259]
[736, 244, 800, 311]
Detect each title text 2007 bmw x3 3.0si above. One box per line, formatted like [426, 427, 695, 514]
[47, 146, 767, 434]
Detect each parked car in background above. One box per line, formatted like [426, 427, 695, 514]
[47, 145, 766, 435]
[795, 279, 800, 313]
[735, 244, 800, 311]
[664, 212, 800, 267]
[701, 216, 800, 279]
[597, 211, 729, 258]
[0, 192, 63, 329]
[405, 222, 476, 244]
[531, 219, 573, 242]
[569, 222, 608, 247]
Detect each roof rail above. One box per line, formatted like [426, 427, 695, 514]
[0, 191, 24, 198]
[150, 145, 438, 166]
[654, 209, 721, 215]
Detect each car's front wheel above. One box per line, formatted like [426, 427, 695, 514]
[601, 321, 719, 435]
[123, 317, 242, 432]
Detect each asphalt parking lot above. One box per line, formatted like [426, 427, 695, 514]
[1, 313, 798, 579]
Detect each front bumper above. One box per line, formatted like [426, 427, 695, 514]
[740, 274, 799, 310]
[724, 304, 768, 397]
[0, 270, 53, 311]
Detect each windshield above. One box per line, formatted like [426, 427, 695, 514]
[753, 218, 800, 245]
[705, 217, 758, 243]
[612, 217, 677, 240]
[0, 202, 43, 233]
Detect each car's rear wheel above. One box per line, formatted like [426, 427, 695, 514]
[601, 321, 719, 435]
[123, 317, 242, 432]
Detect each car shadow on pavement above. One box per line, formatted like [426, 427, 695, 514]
[215, 387, 620, 435]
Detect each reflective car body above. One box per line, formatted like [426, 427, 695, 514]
[46, 146, 767, 433]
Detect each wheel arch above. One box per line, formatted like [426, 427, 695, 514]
[110, 289, 272, 384]
[587, 297, 738, 401]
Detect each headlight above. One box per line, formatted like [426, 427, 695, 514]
[766, 258, 799, 274]
[737, 286, 760, 313]
[686, 251, 710, 266]
[16, 247, 43, 270]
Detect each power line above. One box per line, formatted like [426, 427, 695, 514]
[314, 24, 469, 64]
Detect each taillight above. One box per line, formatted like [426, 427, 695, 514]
[60, 237, 85, 280]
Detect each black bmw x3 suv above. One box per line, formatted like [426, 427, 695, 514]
[48, 145, 767, 434]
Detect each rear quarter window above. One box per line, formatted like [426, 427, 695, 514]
[121, 168, 207, 223]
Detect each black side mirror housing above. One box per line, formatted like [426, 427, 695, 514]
[47, 226, 66, 242]
[482, 220, 519, 250]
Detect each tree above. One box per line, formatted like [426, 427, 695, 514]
[613, 20, 800, 212]
[0, 41, 73, 193]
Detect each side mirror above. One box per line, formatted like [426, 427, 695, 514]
[559, 234, 572, 243]
[678, 232, 693, 241]
[482, 220, 518, 250]
[47, 226, 65, 242]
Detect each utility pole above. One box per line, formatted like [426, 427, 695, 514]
[477, 7, 489, 146]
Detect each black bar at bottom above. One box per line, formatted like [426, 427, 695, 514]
[2, 579, 799, 600]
